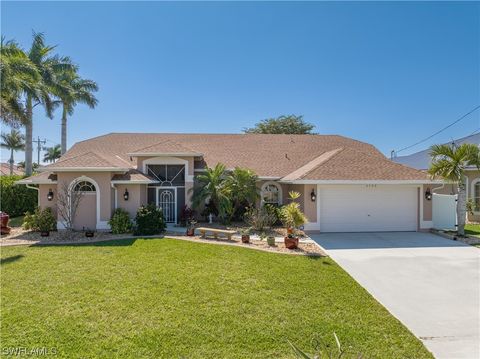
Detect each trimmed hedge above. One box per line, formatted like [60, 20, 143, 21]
[0, 175, 37, 217]
[134, 204, 166, 235]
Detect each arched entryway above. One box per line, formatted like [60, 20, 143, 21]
[70, 178, 98, 231]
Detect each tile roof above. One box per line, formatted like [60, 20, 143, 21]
[39, 133, 430, 181]
[0, 163, 24, 176]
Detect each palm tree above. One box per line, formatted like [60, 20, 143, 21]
[56, 69, 98, 154]
[191, 163, 231, 220]
[43, 144, 61, 163]
[0, 129, 25, 175]
[21, 32, 75, 176]
[429, 143, 480, 236]
[225, 167, 259, 218]
[0, 38, 39, 126]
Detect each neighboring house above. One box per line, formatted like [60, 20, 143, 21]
[0, 162, 24, 176]
[394, 133, 480, 222]
[18, 133, 442, 232]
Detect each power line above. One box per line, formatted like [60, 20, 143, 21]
[394, 104, 480, 155]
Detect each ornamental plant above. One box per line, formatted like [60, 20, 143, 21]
[134, 204, 166, 235]
[23, 207, 56, 232]
[279, 191, 308, 233]
[108, 208, 133, 234]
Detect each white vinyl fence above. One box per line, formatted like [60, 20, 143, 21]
[432, 194, 457, 230]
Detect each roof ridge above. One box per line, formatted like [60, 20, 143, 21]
[130, 139, 198, 153]
[281, 148, 344, 181]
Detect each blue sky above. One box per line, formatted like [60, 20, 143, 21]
[1, 1, 479, 163]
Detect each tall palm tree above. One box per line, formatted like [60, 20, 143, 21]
[191, 163, 231, 220]
[429, 143, 480, 236]
[22, 32, 75, 176]
[56, 70, 98, 154]
[43, 144, 61, 163]
[0, 38, 39, 126]
[0, 129, 25, 175]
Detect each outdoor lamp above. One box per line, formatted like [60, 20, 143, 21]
[124, 189, 129, 201]
[425, 188, 432, 201]
[47, 189, 54, 201]
[310, 188, 316, 202]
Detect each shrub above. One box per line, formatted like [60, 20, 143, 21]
[179, 205, 195, 226]
[108, 208, 133, 234]
[134, 204, 166, 235]
[0, 175, 37, 217]
[243, 206, 277, 232]
[22, 207, 56, 232]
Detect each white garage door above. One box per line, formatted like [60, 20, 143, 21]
[320, 185, 418, 232]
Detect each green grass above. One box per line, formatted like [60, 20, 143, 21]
[1, 238, 432, 358]
[465, 224, 480, 238]
[7, 215, 24, 227]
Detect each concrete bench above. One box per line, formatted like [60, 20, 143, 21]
[196, 227, 236, 240]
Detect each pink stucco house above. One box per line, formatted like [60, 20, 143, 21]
[18, 133, 443, 232]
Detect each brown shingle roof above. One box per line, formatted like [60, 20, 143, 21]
[128, 140, 201, 156]
[16, 171, 57, 184]
[40, 133, 430, 181]
[111, 169, 156, 183]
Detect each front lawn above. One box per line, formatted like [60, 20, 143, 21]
[465, 224, 480, 238]
[0, 239, 432, 358]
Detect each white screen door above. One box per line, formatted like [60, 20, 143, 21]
[157, 188, 177, 223]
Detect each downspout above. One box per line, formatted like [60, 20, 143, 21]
[111, 183, 118, 209]
[26, 184, 40, 207]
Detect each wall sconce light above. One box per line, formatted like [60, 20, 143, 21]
[425, 187, 432, 201]
[310, 189, 316, 202]
[47, 189, 54, 201]
[123, 188, 129, 201]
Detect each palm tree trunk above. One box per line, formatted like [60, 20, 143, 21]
[61, 105, 67, 155]
[24, 96, 33, 176]
[457, 180, 467, 236]
[9, 149, 14, 175]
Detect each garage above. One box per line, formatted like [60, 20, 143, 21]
[319, 185, 418, 232]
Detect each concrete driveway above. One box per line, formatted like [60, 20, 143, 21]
[311, 232, 480, 359]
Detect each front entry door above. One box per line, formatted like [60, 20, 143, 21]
[157, 188, 177, 223]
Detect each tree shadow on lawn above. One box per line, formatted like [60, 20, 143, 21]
[0, 254, 24, 265]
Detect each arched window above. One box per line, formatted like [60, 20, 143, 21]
[261, 182, 282, 206]
[74, 180, 96, 192]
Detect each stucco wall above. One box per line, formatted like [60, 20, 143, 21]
[56, 172, 113, 228]
[116, 184, 142, 218]
[38, 184, 57, 216]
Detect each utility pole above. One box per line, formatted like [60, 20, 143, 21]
[35, 136, 46, 166]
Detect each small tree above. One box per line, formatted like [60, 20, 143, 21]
[429, 143, 480, 236]
[243, 115, 315, 134]
[56, 182, 83, 231]
[279, 191, 308, 232]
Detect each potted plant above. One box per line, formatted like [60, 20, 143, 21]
[240, 228, 251, 243]
[267, 235, 276, 247]
[85, 228, 95, 237]
[280, 191, 308, 250]
[186, 219, 197, 236]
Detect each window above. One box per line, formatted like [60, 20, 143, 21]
[475, 181, 480, 212]
[261, 182, 282, 206]
[147, 164, 185, 186]
[73, 180, 96, 192]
